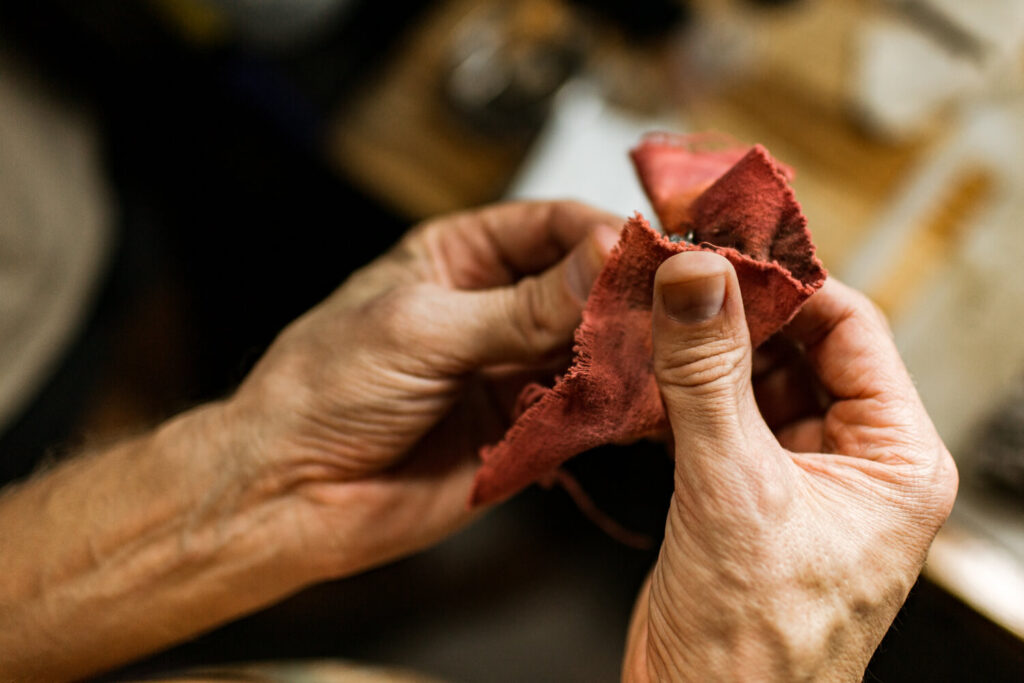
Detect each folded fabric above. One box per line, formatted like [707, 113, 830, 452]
[470, 135, 826, 507]
[630, 132, 794, 235]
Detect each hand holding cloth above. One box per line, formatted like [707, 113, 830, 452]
[471, 134, 827, 506]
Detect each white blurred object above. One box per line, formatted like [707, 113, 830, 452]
[505, 80, 679, 225]
[854, 0, 1024, 140]
[0, 53, 112, 433]
[917, 0, 1024, 57]
[853, 16, 985, 140]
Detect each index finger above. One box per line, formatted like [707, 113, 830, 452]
[784, 278, 915, 403]
[417, 200, 623, 289]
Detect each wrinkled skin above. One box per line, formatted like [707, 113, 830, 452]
[0, 200, 957, 682]
[0, 201, 620, 680]
[623, 252, 958, 682]
[228, 200, 623, 577]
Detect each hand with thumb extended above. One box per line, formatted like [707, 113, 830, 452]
[623, 251, 958, 682]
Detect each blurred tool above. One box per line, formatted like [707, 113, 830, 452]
[443, 1, 586, 138]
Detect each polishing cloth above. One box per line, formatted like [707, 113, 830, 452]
[471, 135, 826, 506]
[630, 132, 793, 234]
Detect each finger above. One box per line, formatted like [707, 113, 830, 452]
[782, 279, 947, 466]
[651, 251, 779, 479]
[441, 224, 618, 367]
[784, 279, 915, 403]
[417, 200, 623, 289]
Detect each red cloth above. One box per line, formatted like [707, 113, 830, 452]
[630, 132, 793, 234]
[470, 136, 826, 506]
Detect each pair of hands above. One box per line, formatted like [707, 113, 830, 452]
[211, 201, 956, 678]
[0, 199, 955, 682]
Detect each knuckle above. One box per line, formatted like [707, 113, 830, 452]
[507, 276, 567, 354]
[931, 446, 959, 519]
[870, 299, 892, 330]
[362, 284, 434, 348]
[890, 442, 959, 528]
[655, 334, 750, 394]
[848, 287, 887, 326]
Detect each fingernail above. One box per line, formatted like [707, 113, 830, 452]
[566, 224, 620, 303]
[662, 272, 726, 323]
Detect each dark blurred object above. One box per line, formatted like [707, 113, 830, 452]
[0, 0, 431, 467]
[867, 576, 1024, 682]
[568, 0, 689, 40]
[442, 1, 587, 139]
[0, 0, 434, 144]
[975, 376, 1024, 497]
[192, 0, 360, 53]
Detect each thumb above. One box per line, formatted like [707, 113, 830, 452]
[653, 251, 776, 476]
[447, 223, 619, 368]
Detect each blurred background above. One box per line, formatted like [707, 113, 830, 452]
[2, 0, 1024, 680]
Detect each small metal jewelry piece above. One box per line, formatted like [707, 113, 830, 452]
[669, 230, 696, 244]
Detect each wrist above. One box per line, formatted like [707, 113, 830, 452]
[0, 400, 327, 680]
[179, 398, 339, 586]
[120, 402, 330, 611]
[214, 389, 412, 583]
